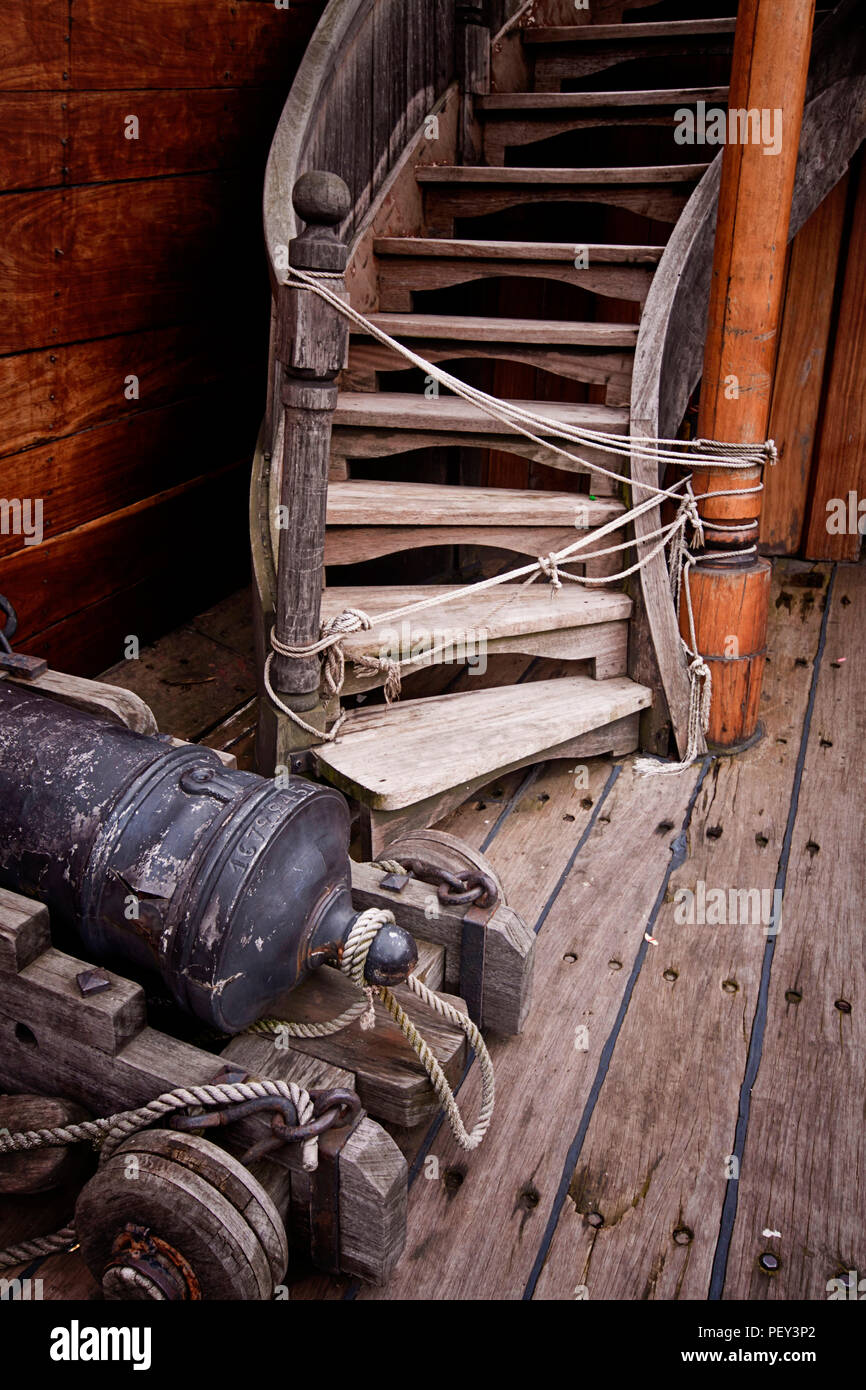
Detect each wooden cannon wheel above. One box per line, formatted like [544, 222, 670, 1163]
[74, 1129, 288, 1301]
[0, 1094, 93, 1194]
[386, 828, 507, 906]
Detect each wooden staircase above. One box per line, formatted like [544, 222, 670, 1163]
[255, 0, 744, 848]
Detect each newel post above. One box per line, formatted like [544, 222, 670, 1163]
[270, 171, 351, 756]
[690, 0, 816, 748]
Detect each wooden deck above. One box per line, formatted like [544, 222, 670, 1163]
[2, 557, 863, 1301]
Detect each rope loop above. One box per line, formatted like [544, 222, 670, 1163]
[261, 268, 771, 772]
[0, 1079, 319, 1270]
[538, 554, 563, 592]
[250, 908, 496, 1152]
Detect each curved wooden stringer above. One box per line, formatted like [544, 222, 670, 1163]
[250, 0, 866, 838]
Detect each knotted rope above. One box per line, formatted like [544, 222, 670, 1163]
[0, 1079, 316, 1274]
[264, 267, 772, 768]
[248, 908, 495, 1152]
[0, 1226, 78, 1273]
[634, 548, 715, 776]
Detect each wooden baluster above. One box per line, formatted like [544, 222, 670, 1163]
[690, 0, 816, 748]
[457, 2, 491, 165]
[269, 171, 351, 762]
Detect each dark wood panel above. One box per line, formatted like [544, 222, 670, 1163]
[6, 465, 250, 672]
[68, 0, 324, 90]
[0, 0, 67, 91]
[761, 176, 848, 556]
[805, 159, 866, 560]
[0, 93, 64, 190]
[0, 89, 284, 192]
[0, 173, 265, 353]
[0, 323, 265, 458]
[0, 385, 260, 557]
[67, 88, 283, 185]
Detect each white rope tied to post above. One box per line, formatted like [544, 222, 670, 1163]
[268, 267, 772, 768]
[289, 267, 773, 486]
[634, 549, 716, 776]
[248, 908, 496, 1152]
[265, 486, 706, 741]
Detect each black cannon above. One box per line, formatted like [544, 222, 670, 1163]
[0, 683, 416, 1033]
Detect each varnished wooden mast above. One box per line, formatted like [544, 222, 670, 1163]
[689, 0, 816, 747]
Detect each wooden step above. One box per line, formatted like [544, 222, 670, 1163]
[313, 675, 652, 810]
[374, 239, 664, 263]
[416, 165, 708, 235]
[326, 480, 624, 526]
[525, 22, 737, 90]
[476, 88, 731, 110]
[522, 20, 738, 44]
[357, 314, 638, 346]
[346, 314, 638, 402]
[324, 480, 626, 571]
[321, 584, 632, 688]
[332, 391, 629, 435]
[329, 394, 630, 492]
[372, 237, 661, 311]
[477, 87, 731, 162]
[415, 165, 708, 186]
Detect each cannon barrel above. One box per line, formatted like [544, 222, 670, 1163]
[0, 683, 416, 1032]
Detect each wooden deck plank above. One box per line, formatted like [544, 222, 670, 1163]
[530, 563, 830, 1300]
[357, 757, 701, 1300]
[98, 591, 257, 741]
[722, 564, 866, 1299]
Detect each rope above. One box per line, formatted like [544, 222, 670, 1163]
[634, 552, 711, 776]
[0, 1227, 77, 1274]
[266, 488, 705, 735]
[0, 1079, 318, 1274]
[266, 268, 769, 767]
[249, 909, 495, 1151]
[287, 267, 773, 485]
[0, 1079, 317, 1170]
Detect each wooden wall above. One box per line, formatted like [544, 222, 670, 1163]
[761, 149, 865, 561]
[0, 0, 325, 674]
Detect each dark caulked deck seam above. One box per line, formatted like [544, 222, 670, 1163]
[400, 762, 621, 1181]
[480, 763, 542, 854]
[344, 760, 624, 1299]
[521, 756, 713, 1300]
[708, 563, 836, 1301]
[530, 761, 621, 938]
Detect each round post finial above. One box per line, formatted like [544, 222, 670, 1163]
[290, 172, 351, 271]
